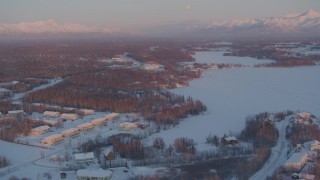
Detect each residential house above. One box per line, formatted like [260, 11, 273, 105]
[295, 112, 311, 123]
[221, 136, 238, 145]
[284, 152, 308, 172]
[304, 140, 320, 151]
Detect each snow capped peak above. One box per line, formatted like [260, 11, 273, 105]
[0, 20, 129, 35]
[203, 9, 320, 36]
[285, 13, 300, 18]
[300, 9, 320, 19]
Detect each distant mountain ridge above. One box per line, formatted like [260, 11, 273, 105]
[1, 10, 320, 38]
[0, 19, 127, 35]
[201, 9, 320, 37]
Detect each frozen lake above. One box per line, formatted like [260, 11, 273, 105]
[148, 51, 320, 145]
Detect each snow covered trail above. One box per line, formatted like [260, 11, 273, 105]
[250, 119, 290, 180]
[11, 77, 63, 102]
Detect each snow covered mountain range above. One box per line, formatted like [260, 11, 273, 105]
[203, 9, 320, 35]
[0, 19, 126, 35]
[0, 10, 319, 38]
[145, 9, 320, 38]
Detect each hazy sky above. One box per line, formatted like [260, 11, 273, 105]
[1, 0, 319, 28]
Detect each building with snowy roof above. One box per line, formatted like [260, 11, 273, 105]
[142, 64, 164, 71]
[283, 152, 308, 172]
[80, 109, 95, 115]
[61, 128, 80, 137]
[91, 118, 108, 126]
[60, 113, 78, 121]
[42, 134, 63, 145]
[295, 112, 311, 122]
[119, 122, 137, 130]
[43, 119, 58, 126]
[31, 125, 50, 136]
[104, 113, 120, 121]
[221, 136, 238, 145]
[74, 152, 94, 164]
[8, 110, 24, 115]
[304, 140, 320, 151]
[43, 111, 60, 117]
[77, 122, 94, 131]
[76, 168, 112, 180]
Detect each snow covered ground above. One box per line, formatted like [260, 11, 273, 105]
[0, 140, 60, 179]
[146, 51, 320, 146]
[1, 51, 320, 179]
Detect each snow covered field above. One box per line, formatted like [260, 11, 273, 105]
[147, 51, 320, 145]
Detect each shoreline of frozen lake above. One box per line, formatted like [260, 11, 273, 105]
[146, 51, 320, 145]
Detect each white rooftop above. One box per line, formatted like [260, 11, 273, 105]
[74, 152, 94, 161]
[285, 151, 308, 164]
[224, 136, 237, 141]
[61, 128, 79, 134]
[8, 110, 24, 114]
[32, 125, 50, 131]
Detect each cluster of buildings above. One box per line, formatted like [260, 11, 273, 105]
[44, 111, 79, 121]
[294, 112, 320, 127]
[60, 152, 113, 180]
[295, 112, 311, 124]
[41, 113, 119, 145]
[44, 109, 95, 120]
[280, 140, 320, 179]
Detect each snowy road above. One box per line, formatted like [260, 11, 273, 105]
[250, 119, 290, 180]
[11, 77, 63, 102]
